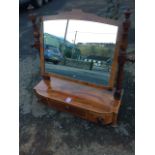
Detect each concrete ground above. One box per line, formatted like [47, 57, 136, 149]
[19, 0, 135, 155]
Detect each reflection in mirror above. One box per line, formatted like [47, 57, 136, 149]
[43, 19, 118, 86]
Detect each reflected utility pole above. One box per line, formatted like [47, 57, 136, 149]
[62, 19, 69, 57]
[73, 31, 78, 45]
[64, 19, 69, 43]
[72, 30, 78, 58]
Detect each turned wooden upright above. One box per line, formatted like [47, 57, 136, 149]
[114, 9, 131, 100]
[29, 13, 41, 50]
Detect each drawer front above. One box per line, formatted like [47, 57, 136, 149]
[46, 98, 87, 119]
[39, 97, 113, 125]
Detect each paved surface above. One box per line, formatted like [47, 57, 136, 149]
[45, 63, 109, 85]
[20, 0, 135, 155]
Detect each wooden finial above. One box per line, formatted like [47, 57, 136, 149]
[124, 9, 131, 19]
[29, 14, 37, 24]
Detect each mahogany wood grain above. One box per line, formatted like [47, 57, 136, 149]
[34, 77, 122, 125]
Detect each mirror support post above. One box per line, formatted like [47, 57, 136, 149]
[29, 13, 46, 78]
[114, 9, 131, 100]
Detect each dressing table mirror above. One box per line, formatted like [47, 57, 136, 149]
[31, 9, 131, 125]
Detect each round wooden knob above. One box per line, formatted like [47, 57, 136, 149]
[65, 105, 70, 110]
[97, 117, 104, 124]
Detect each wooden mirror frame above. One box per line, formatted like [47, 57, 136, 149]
[39, 9, 122, 89]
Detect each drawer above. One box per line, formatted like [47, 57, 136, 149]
[46, 98, 87, 118]
[38, 96, 113, 125]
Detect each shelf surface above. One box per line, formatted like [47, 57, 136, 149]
[34, 77, 120, 114]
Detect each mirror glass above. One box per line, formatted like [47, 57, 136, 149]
[43, 19, 118, 86]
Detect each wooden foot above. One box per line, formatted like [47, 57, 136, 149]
[112, 113, 118, 127]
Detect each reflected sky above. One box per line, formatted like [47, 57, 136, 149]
[43, 19, 118, 44]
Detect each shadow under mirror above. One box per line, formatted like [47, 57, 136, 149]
[43, 19, 118, 86]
